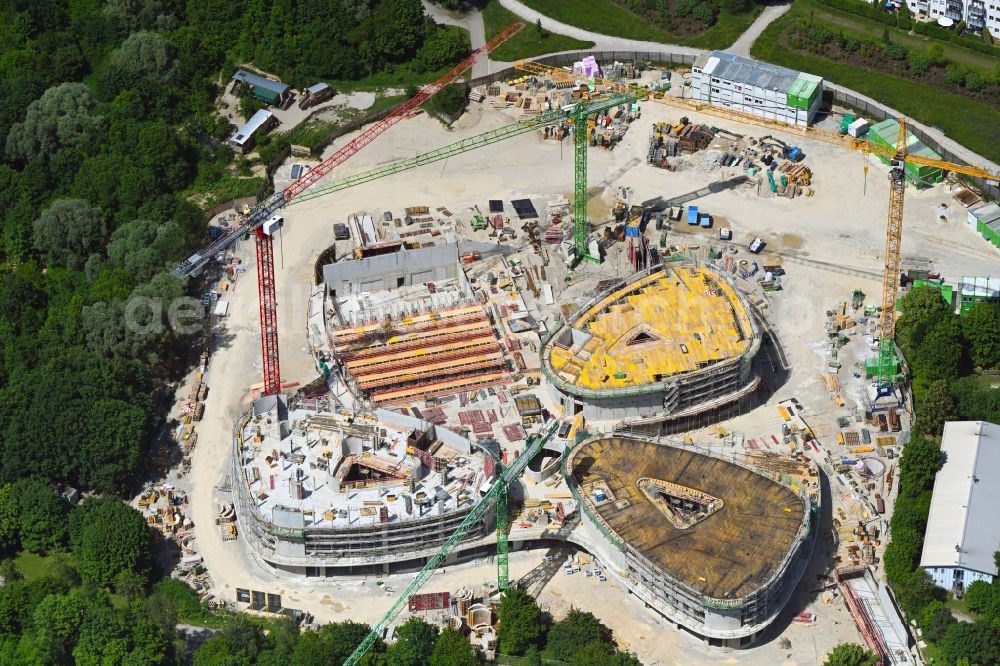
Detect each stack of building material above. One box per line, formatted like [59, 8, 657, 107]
[544, 225, 565, 244]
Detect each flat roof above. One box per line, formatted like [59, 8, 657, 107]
[699, 50, 822, 93]
[307, 82, 331, 94]
[240, 409, 486, 528]
[971, 202, 1000, 224]
[232, 69, 289, 94]
[570, 437, 807, 600]
[546, 266, 754, 390]
[921, 421, 1000, 576]
[959, 276, 1000, 298]
[229, 109, 273, 146]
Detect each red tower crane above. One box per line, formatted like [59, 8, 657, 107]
[173, 22, 525, 396]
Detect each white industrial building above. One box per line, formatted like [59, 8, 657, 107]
[904, 0, 998, 38]
[920, 421, 1000, 592]
[690, 51, 824, 126]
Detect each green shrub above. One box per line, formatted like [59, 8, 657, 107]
[944, 63, 967, 85]
[885, 41, 909, 60]
[965, 70, 986, 91]
[908, 52, 929, 76]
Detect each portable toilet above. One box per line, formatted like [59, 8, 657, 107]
[687, 206, 699, 225]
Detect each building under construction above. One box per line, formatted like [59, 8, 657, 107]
[233, 396, 498, 576]
[566, 435, 818, 647]
[541, 262, 761, 424]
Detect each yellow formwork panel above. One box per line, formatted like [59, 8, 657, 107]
[555, 267, 754, 390]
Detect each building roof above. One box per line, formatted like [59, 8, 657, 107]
[323, 244, 459, 289]
[920, 421, 1000, 577]
[959, 276, 1000, 299]
[229, 109, 273, 146]
[232, 69, 289, 94]
[570, 436, 809, 600]
[696, 51, 822, 94]
[869, 119, 943, 161]
[307, 82, 331, 94]
[544, 266, 755, 391]
[971, 202, 1000, 225]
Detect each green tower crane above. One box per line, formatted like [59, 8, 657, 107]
[341, 423, 558, 666]
[572, 105, 595, 263]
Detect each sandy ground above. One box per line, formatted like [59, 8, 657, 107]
[184, 83, 999, 663]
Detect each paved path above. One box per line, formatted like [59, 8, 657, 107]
[727, 1, 793, 55]
[496, 0, 703, 55]
[422, 1, 490, 78]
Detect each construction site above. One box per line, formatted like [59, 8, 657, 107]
[162, 30, 1000, 666]
[567, 435, 817, 647]
[543, 263, 760, 424]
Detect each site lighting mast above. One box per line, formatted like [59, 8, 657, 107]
[171, 22, 526, 396]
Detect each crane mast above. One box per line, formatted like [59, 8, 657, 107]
[172, 23, 525, 396]
[514, 60, 1000, 392]
[876, 120, 908, 393]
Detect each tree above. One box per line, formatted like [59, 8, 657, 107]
[919, 600, 956, 642]
[962, 303, 1000, 368]
[69, 496, 152, 589]
[111, 31, 177, 84]
[429, 627, 484, 666]
[11, 477, 68, 554]
[497, 588, 545, 655]
[387, 617, 439, 666]
[914, 315, 963, 381]
[938, 620, 1000, 666]
[964, 580, 993, 614]
[897, 434, 941, 496]
[919, 380, 957, 436]
[0, 485, 20, 554]
[891, 569, 940, 616]
[823, 642, 878, 666]
[900, 285, 949, 328]
[103, 0, 168, 33]
[927, 43, 945, 64]
[106, 218, 169, 284]
[428, 83, 468, 121]
[415, 27, 469, 72]
[32, 198, 106, 271]
[290, 620, 384, 666]
[5, 83, 100, 163]
[545, 610, 613, 662]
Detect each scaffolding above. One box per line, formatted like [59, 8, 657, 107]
[329, 304, 511, 406]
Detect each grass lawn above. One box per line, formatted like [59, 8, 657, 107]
[484, 0, 594, 61]
[517, 0, 762, 48]
[14, 551, 73, 581]
[281, 120, 338, 147]
[188, 175, 265, 210]
[751, 16, 1000, 164]
[792, 0, 998, 70]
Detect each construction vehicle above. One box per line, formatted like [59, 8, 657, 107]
[513, 59, 1000, 394]
[169, 22, 526, 397]
[471, 205, 487, 231]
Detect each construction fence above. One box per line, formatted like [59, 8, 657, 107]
[470, 52, 998, 200]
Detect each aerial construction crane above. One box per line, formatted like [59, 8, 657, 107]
[341, 422, 559, 666]
[514, 60, 1000, 393]
[170, 22, 525, 396]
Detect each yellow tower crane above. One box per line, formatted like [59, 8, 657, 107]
[515, 60, 1000, 393]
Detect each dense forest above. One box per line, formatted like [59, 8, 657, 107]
[0, 0, 464, 496]
[0, 0, 479, 661]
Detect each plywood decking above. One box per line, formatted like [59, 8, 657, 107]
[571, 437, 804, 600]
[548, 267, 753, 390]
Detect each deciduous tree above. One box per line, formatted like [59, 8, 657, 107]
[5, 83, 100, 163]
[497, 587, 545, 655]
[32, 198, 106, 271]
